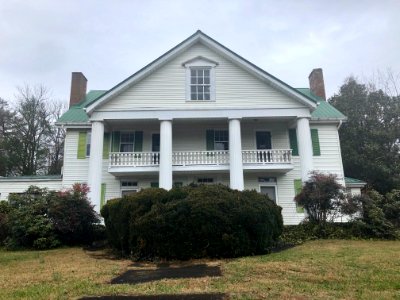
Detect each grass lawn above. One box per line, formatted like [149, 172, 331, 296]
[0, 240, 399, 299]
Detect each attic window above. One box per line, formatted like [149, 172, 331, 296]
[190, 68, 211, 100]
[183, 56, 217, 101]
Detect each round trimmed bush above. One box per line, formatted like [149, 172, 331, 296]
[101, 185, 283, 259]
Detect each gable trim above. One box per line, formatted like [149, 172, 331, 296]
[86, 30, 317, 114]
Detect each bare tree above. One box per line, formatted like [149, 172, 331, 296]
[9, 85, 53, 175]
[47, 101, 66, 175]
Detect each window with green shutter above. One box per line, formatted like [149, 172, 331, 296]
[134, 131, 143, 152]
[77, 132, 87, 159]
[206, 129, 215, 151]
[100, 183, 106, 209]
[311, 129, 321, 156]
[294, 179, 304, 213]
[112, 131, 120, 152]
[103, 133, 110, 159]
[288, 129, 298, 156]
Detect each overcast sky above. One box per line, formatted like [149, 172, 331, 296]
[1, 0, 399, 105]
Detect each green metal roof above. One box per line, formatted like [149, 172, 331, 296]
[57, 88, 345, 124]
[0, 175, 62, 181]
[57, 90, 107, 124]
[296, 88, 346, 120]
[345, 177, 367, 186]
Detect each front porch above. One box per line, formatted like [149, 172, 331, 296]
[108, 149, 293, 175]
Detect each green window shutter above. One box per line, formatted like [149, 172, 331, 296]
[77, 132, 87, 159]
[134, 131, 143, 152]
[294, 179, 304, 213]
[103, 133, 110, 159]
[100, 183, 106, 209]
[112, 131, 120, 152]
[206, 130, 215, 151]
[311, 129, 321, 156]
[151, 182, 159, 188]
[289, 129, 298, 156]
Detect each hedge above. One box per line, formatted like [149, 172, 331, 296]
[101, 184, 283, 259]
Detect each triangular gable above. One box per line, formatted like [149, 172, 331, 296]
[86, 30, 317, 114]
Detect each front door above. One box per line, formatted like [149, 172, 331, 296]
[152, 134, 160, 164]
[260, 186, 277, 203]
[256, 131, 272, 162]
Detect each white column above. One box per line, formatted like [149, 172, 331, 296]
[88, 121, 104, 213]
[159, 119, 173, 190]
[296, 117, 313, 182]
[229, 118, 244, 190]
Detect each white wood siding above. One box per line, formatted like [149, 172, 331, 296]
[311, 124, 345, 185]
[98, 43, 306, 111]
[0, 180, 62, 201]
[62, 129, 89, 186]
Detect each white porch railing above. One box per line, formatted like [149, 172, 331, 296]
[173, 150, 230, 166]
[109, 149, 292, 167]
[109, 152, 160, 167]
[242, 149, 292, 164]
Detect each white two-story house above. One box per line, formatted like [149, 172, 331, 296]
[0, 31, 364, 225]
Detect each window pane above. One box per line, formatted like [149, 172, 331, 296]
[204, 77, 210, 84]
[197, 86, 203, 94]
[204, 93, 210, 100]
[197, 69, 203, 77]
[191, 77, 196, 84]
[198, 93, 203, 100]
[191, 93, 197, 100]
[204, 86, 210, 93]
[191, 86, 196, 93]
[204, 69, 210, 77]
[120, 144, 133, 152]
[198, 77, 203, 84]
[191, 69, 196, 77]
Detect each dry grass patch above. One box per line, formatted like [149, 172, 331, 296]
[0, 240, 399, 299]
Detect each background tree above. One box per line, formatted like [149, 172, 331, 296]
[1, 85, 66, 176]
[330, 75, 400, 193]
[47, 101, 66, 175]
[0, 99, 15, 176]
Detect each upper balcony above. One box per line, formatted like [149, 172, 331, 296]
[108, 149, 293, 175]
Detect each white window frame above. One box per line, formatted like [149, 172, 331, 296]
[197, 177, 215, 185]
[120, 180, 139, 196]
[183, 57, 217, 101]
[119, 131, 135, 153]
[214, 129, 229, 150]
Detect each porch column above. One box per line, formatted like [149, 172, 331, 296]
[229, 118, 244, 190]
[159, 119, 173, 190]
[88, 121, 104, 213]
[296, 117, 313, 182]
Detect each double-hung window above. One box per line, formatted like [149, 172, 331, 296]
[214, 130, 229, 150]
[190, 68, 211, 100]
[120, 132, 135, 152]
[183, 56, 217, 101]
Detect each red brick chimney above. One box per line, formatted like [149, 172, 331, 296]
[308, 68, 326, 100]
[69, 72, 87, 107]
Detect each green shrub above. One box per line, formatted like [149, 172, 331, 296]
[6, 187, 60, 250]
[101, 185, 283, 259]
[47, 183, 100, 245]
[5, 184, 100, 249]
[295, 172, 344, 224]
[0, 201, 12, 245]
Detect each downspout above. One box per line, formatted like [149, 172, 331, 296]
[337, 120, 343, 130]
